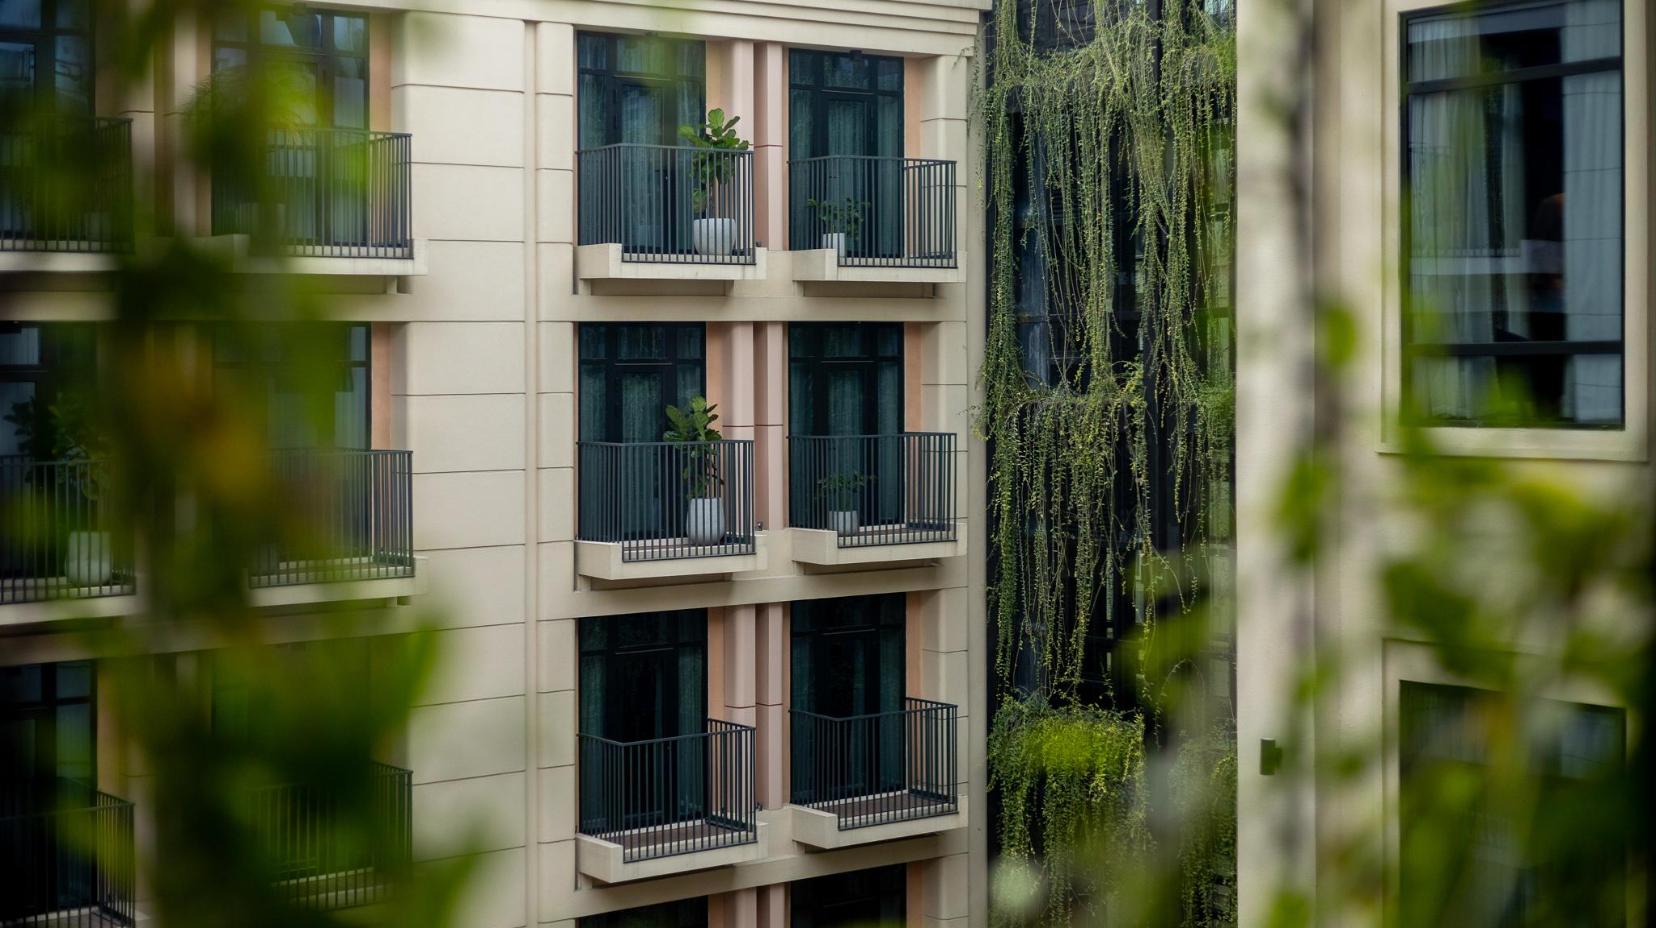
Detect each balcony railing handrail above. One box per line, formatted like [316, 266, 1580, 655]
[0, 455, 137, 605]
[787, 432, 957, 548]
[789, 154, 957, 166]
[577, 439, 757, 562]
[578, 718, 758, 863]
[0, 778, 136, 927]
[789, 697, 959, 830]
[0, 115, 134, 253]
[249, 760, 412, 911]
[212, 126, 414, 259]
[249, 447, 415, 589]
[787, 154, 957, 268]
[577, 144, 757, 266]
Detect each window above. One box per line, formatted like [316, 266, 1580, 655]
[791, 864, 906, 928]
[577, 323, 705, 444]
[788, 49, 904, 256]
[788, 322, 903, 437]
[0, 322, 94, 458]
[581, 899, 707, 928]
[0, 0, 92, 114]
[1398, 682, 1626, 926]
[576, 32, 704, 149]
[1402, 0, 1623, 428]
[0, 660, 94, 782]
[212, 323, 370, 450]
[212, 6, 369, 128]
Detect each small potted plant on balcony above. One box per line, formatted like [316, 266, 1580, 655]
[816, 471, 872, 537]
[805, 197, 866, 258]
[678, 109, 750, 257]
[664, 396, 726, 546]
[5, 392, 114, 587]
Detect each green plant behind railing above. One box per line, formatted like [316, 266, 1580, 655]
[664, 396, 724, 498]
[815, 471, 873, 511]
[678, 109, 750, 216]
[806, 196, 867, 237]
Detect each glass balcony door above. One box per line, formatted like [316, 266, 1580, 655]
[791, 595, 904, 802]
[788, 49, 903, 257]
[790, 863, 906, 928]
[789, 323, 904, 529]
[578, 611, 708, 833]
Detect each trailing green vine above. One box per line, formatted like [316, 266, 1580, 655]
[977, 0, 1237, 924]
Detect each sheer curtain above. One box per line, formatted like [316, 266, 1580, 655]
[1560, 0, 1622, 423]
[1407, 20, 1525, 421]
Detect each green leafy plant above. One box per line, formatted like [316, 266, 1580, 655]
[806, 196, 866, 237]
[5, 391, 112, 500]
[678, 109, 750, 216]
[664, 396, 724, 497]
[816, 471, 872, 511]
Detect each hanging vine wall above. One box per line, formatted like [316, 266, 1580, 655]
[977, 0, 1237, 923]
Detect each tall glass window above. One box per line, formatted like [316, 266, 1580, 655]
[0, 322, 95, 459]
[788, 322, 903, 437]
[0, 660, 94, 782]
[1403, 0, 1623, 427]
[577, 323, 705, 444]
[1399, 682, 1625, 925]
[0, 0, 92, 114]
[212, 6, 369, 128]
[576, 32, 704, 149]
[791, 864, 906, 928]
[581, 899, 707, 928]
[213, 323, 370, 450]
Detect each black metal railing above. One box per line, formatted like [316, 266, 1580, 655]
[0, 457, 136, 606]
[788, 433, 957, 548]
[0, 116, 133, 253]
[251, 761, 412, 911]
[250, 449, 415, 588]
[788, 156, 956, 268]
[0, 780, 136, 927]
[578, 719, 757, 863]
[578, 144, 756, 265]
[213, 127, 413, 259]
[791, 698, 958, 830]
[577, 440, 756, 563]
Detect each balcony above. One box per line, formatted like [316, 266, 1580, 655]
[0, 457, 137, 613]
[787, 433, 962, 566]
[0, 780, 136, 927]
[212, 127, 420, 274]
[0, 117, 132, 270]
[576, 720, 762, 883]
[787, 156, 961, 285]
[575, 144, 764, 284]
[788, 698, 965, 849]
[575, 440, 765, 581]
[247, 449, 419, 607]
[252, 762, 412, 910]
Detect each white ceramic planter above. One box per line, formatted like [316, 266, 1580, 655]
[827, 510, 860, 537]
[64, 530, 113, 587]
[693, 217, 738, 256]
[820, 232, 847, 258]
[686, 497, 726, 546]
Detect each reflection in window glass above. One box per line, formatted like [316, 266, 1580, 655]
[1403, 0, 1623, 427]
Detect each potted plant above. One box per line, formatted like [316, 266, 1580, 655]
[6, 392, 115, 587]
[664, 396, 726, 546]
[806, 197, 866, 257]
[678, 109, 750, 257]
[816, 471, 872, 536]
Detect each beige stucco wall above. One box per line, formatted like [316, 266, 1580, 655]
[0, 3, 988, 928]
[1234, 0, 1654, 923]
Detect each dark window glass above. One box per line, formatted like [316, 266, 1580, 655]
[791, 594, 904, 718]
[1399, 682, 1626, 926]
[578, 323, 705, 443]
[582, 899, 707, 928]
[212, 5, 369, 128]
[0, 0, 90, 113]
[0, 660, 94, 781]
[576, 32, 704, 149]
[0, 322, 94, 459]
[791, 864, 906, 928]
[788, 49, 904, 255]
[788, 322, 903, 437]
[213, 323, 370, 449]
[1403, 0, 1623, 427]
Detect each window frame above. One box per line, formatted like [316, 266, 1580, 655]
[0, 0, 93, 114]
[1379, 0, 1649, 460]
[575, 31, 706, 149]
[210, 5, 370, 129]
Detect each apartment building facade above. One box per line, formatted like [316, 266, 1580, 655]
[0, 3, 987, 928]
[1235, 0, 1651, 922]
